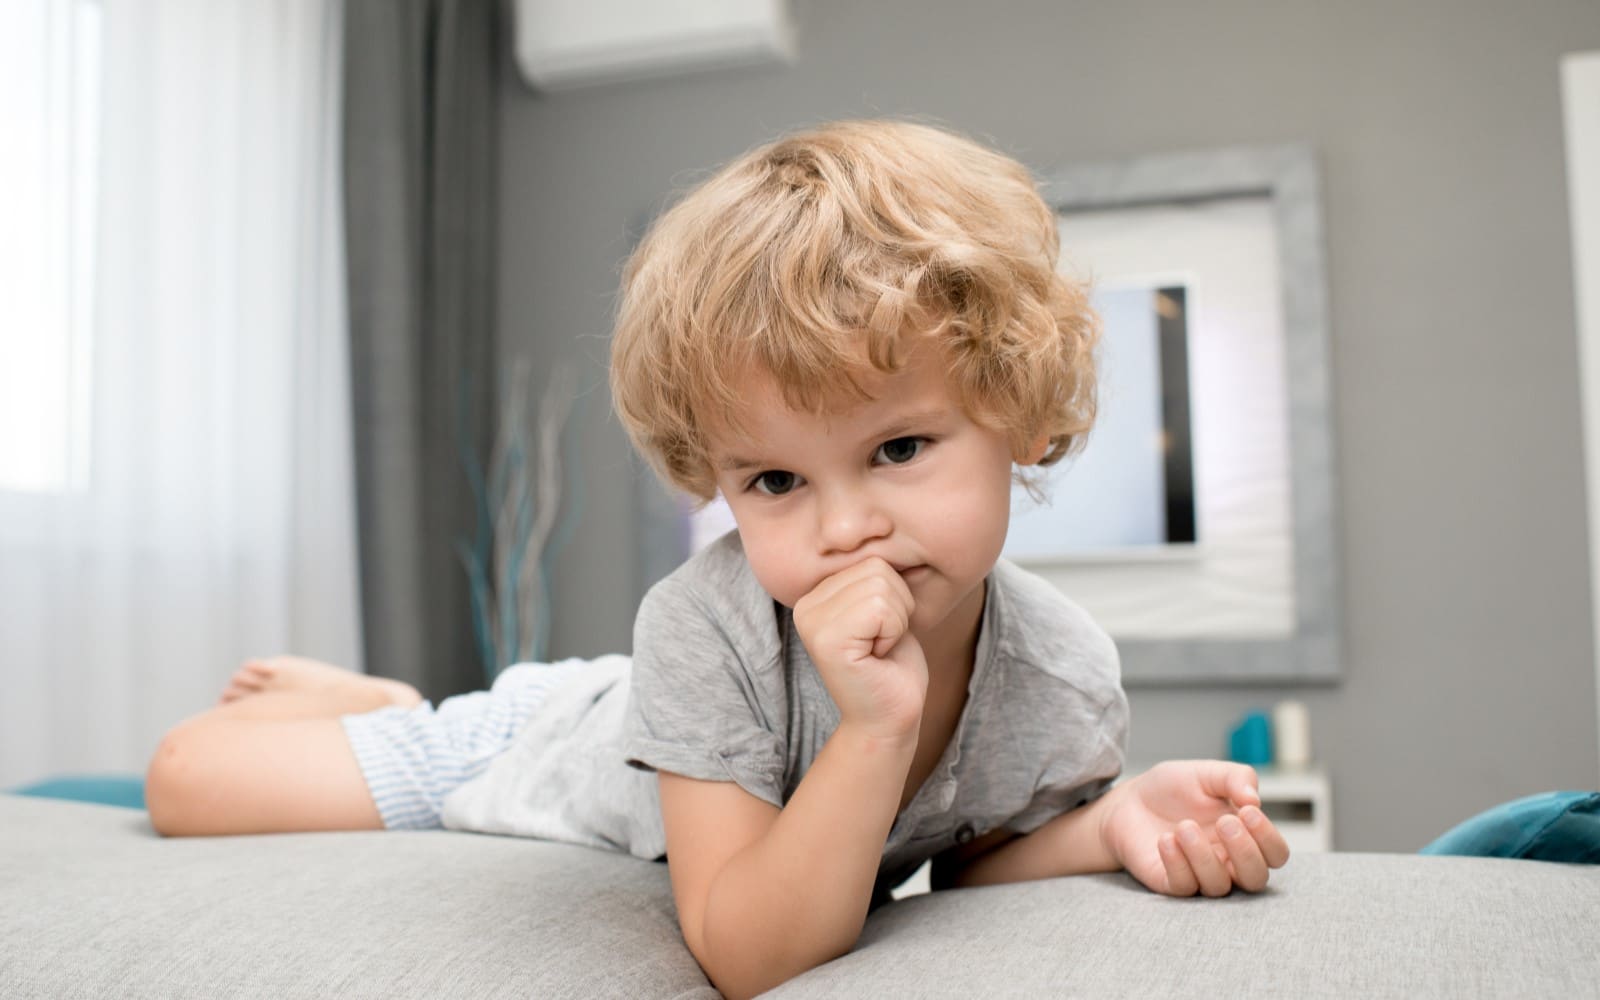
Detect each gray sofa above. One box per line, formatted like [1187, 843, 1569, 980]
[4, 795, 1597, 998]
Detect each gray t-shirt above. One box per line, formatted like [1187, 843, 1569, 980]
[442, 532, 1127, 895]
[626, 531, 1127, 893]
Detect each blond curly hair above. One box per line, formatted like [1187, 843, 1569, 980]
[610, 119, 1099, 502]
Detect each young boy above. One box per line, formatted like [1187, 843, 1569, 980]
[147, 120, 1287, 1000]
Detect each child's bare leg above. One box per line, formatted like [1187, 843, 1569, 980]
[146, 657, 423, 837]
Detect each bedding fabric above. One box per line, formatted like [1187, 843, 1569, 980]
[4, 796, 1599, 999]
[1420, 790, 1600, 863]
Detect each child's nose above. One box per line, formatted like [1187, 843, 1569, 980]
[815, 485, 892, 555]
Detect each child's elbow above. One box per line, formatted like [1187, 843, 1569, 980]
[697, 913, 856, 999]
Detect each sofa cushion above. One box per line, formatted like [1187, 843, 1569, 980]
[0, 796, 715, 1000]
[1420, 790, 1600, 863]
[767, 850, 1600, 998]
[10, 772, 147, 809]
[5, 795, 1600, 999]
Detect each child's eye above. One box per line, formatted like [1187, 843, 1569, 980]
[874, 436, 926, 465]
[750, 470, 798, 496]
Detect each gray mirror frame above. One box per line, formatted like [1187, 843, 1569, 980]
[1039, 144, 1342, 683]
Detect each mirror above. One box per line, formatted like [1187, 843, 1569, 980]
[1029, 145, 1342, 682]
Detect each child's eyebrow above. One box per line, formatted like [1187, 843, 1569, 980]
[866, 409, 950, 442]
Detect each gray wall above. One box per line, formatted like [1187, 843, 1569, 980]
[494, 0, 1600, 851]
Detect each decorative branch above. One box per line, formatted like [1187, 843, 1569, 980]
[457, 360, 577, 683]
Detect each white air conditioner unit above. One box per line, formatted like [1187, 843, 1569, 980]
[513, 0, 795, 91]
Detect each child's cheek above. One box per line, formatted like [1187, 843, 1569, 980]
[742, 539, 810, 609]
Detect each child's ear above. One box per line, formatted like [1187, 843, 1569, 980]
[1022, 434, 1050, 465]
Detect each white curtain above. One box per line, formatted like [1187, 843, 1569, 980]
[0, 0, 361, 789]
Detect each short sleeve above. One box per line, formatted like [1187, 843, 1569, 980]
[622, 552, 788, 809]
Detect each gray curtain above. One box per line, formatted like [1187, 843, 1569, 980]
[341, 0, 500, 698]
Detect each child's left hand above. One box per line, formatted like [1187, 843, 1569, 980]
[1098, 760, 1290, 897]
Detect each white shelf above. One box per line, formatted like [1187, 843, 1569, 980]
[1253, 765, 1333, 853]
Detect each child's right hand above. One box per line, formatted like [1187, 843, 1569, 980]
[791, 557, 928, 742]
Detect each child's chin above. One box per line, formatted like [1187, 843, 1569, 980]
[909, 600, 950, 633]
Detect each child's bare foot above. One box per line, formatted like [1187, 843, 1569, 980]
[219, 656, 423, 713]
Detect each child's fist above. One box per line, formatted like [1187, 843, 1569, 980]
[792, 557, 928, 741]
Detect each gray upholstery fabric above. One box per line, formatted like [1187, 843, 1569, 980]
[5, 796, 1598, 999]
[767, 852, 1600, 998]
[0, 797, 713, 1000]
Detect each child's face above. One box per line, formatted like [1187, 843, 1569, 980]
[705, 340, 1019, 648]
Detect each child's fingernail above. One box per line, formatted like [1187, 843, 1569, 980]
[1179, 824, 1201, 846]
[1219, 815, 1242, 837]
[1241, 806, 1262, 826]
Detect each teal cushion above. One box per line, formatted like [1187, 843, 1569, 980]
[9, 774, 146, 810]
[1420, 791, 1600, 863]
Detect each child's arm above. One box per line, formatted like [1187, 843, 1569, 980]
[658, 725, 915, 999]
[658, 557, 928, 1000]
[946, 760, 1290, 896]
